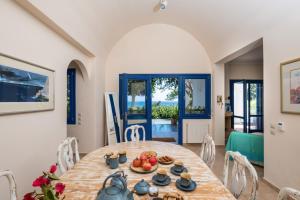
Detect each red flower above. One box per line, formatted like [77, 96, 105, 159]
[49, 164, 57, 173]
[32, 176, 50, 187]
[23, 192, 35, 200]
[55, 183, 65, 194]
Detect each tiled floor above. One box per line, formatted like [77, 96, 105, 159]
[184, 144, 279, 200]
[152, 119, 178, 142]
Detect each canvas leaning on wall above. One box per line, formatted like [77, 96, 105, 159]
[0, 53, 55, 115]
[281, 58, 300, 114]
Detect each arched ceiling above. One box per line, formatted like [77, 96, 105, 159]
[27, 0, 300, 61]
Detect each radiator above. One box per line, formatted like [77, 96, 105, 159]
[183, 119, 210, 143]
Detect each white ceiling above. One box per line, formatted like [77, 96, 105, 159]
[233, 46, 263, 63]
[28, 0, 300, 60]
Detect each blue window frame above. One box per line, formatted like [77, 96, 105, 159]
[119, 73, 211, 145]
[230, 79, 263, 133]
[181, 74, 211, 119]
[67, 68, 76, 124]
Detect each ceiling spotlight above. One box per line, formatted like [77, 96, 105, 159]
[160, 0, 168, 10]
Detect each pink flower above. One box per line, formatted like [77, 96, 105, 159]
[32, 176, 50, 187]
[55, 183, 65, 195]
[49, 164, 57, 174]
[23, 192, 35, 200]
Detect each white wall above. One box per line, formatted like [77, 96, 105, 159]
[0, 1, 105, 198]
[105, 24, 213, 143]
[105, 24, 212, 91]
[224, 61, 263, 97]
[214, 13, 300, 189]
[263, 19, 300, 189]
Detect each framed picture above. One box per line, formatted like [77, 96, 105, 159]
[281, 58, 300, 114]
[0, 53, 55, 115]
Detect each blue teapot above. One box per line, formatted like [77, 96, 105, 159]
[96, 171, 133, 200]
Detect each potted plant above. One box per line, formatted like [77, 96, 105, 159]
[23, 164, 65, 200]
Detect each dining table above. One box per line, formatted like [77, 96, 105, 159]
[60, 141, 236, 200]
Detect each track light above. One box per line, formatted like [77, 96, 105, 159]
[160, 0, 168, 10]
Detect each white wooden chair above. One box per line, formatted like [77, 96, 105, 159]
[223, 151, 258, 200]
[124, 125, 146, 142]
[57, 137, 80, 173]
[67, 137, 80, 167]
[199, 134, 215, 168]
[277, 187, 300, 200]
[0, 170, 17, 200]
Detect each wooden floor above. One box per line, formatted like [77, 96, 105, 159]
[184, 144, 279, 200]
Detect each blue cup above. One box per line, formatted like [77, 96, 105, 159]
[180, 173, 191, 187]
[104, 152, 113, 165]
[118, 152, 127, 164]
[109, 155, 119, 169]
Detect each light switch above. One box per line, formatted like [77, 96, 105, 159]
[277, 122, 284, 132]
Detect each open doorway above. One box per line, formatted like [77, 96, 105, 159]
[66, 60, 86, 139]
[224, 44, 264, 141]
[151, 77, 179, 142]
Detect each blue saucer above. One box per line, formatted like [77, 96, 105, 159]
[152, 175, 171, 186]
[170, 166, 188, 176]
[175, 179, 197, 192]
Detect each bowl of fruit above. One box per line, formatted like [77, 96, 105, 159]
[130, 151, 158, 174]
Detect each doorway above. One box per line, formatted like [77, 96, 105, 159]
[230, 80, 264, 133]
[119, 73, 212, 144]
[151, 77, 179, 142]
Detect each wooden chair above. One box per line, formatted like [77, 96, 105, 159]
[0, 170, 17, 200]
[57, 137, 80, 173]
[199, 134, 215, 168]
[67, 137, 80, 167]
[277, 187, 300, 200]
[124, 125, 146, 142]
[223, 151, 258, 200]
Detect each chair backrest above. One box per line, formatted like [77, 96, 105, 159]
[124, 125, 146, 142]
[0, 170, 17, 200]
[277, 187, 300, 200]
[199, 134, 215, 168]
[67, 137, 80, 166]
[223, 151, 258, 200]
[57, 137, 80, 173]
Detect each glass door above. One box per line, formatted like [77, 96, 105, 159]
[231, 80, 245, 132]
[248, 81, 264, 132]
[230, 80, 264, 133]
[120, 75, 152, 141]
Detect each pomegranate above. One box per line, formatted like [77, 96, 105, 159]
[139, 154, 147, 161]
[132, 158, 142, 168]
[149, 156, 157, 166]
[142, 162, 152, 171]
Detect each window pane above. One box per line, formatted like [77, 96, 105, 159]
[233, 83, 244, 117]
[67, 69, 76, 124]
[249, 116, 263, 131]
[185, 79, 206, 114]
[127, 80, 146, 114]
[234, 117, 244, 132]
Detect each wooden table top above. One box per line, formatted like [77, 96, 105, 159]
[60, 141, 236, 200]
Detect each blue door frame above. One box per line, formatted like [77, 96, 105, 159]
[119, 73, 211, 145]
[230, 79, 264, 133]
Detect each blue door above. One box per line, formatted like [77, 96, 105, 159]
[120, 73, 212, 144]
[230, 80, 263, 133]
[120, 75, 152, 141]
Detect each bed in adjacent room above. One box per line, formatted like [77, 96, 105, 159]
[226, 131, 264, 166]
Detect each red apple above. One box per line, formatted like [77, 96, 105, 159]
[149, 156, 157, 166]
[143, 162, 152, 171]
[132, 158, 142, 168]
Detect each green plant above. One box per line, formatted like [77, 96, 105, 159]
[152, 105, 178, 120]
